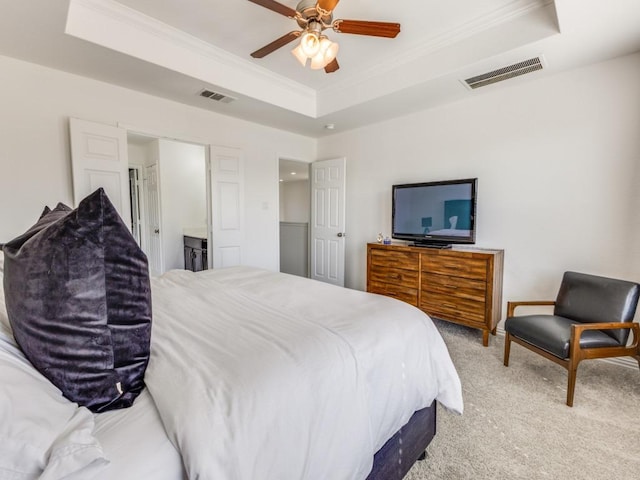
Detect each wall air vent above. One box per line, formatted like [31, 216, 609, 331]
[199, 89, 236, 104]
[463, 56, 545, 90]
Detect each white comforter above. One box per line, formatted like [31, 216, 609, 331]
[145, 267, 463, 480]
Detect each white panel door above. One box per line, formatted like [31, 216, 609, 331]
[129, 168, 141, 243]
[144, 164, 163, 275]
[210, 145, 244, 268]
[69, 118, 130, 226]
[311, 157, 346, 286]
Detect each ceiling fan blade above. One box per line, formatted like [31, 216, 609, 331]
[332, 19, 401, 38]
[251, 31, 301, 58]
[324, 57, 339, 73]
[317, 0, 340, 14]
[247, 0, 297, 18]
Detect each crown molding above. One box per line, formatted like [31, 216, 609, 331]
[66, 0, 318, 117]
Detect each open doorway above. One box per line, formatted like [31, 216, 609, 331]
[127, 133, 207, 275]
[279, 159, 310, 277]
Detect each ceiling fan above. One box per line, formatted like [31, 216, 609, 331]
[248, 0, 401, 73]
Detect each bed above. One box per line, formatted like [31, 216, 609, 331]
[0, 190, 463, 480]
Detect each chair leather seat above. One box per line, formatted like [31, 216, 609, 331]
[504, 314, 622, 359]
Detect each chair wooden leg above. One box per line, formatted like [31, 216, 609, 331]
[503, 332, 511, 367]
[566, 362, 579, 407]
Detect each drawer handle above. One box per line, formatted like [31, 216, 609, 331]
[388, 274, 400, 280]
[442, 302, 457, 309]
[442, 264, 461, 270]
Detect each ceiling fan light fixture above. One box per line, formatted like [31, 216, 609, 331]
[300, 30, 321, 57]
[310, 37, 339, 69]
[322, 38, 339, 64]
[291, 44, 309, 66]
[299, 19, 323, 57]
[309, 54, 324, 70]
[249, 0, 401, 74]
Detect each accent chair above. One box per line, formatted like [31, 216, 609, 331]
[503, 271, 640, 406]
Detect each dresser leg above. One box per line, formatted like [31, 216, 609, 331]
[482, 330, 489, 347]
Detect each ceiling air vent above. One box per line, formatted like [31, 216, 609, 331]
[463, 56, 544, 90]
[199, 89, 236, 104]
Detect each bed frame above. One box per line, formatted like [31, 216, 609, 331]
[366, 401, 437, 480]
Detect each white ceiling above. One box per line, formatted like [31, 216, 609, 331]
[280, 159, 310, 183]
[1, 0, 639, 138]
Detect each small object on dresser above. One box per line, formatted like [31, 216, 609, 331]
[383, 237, 392, 245]
[377, 233, 384, 243]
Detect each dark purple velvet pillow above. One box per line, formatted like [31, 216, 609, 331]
[2, 188, 151, 412]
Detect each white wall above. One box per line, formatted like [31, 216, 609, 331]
[318, 53, 640, 320]
[2, 51, 639, 317]
[279, 180, 310, 223]
[0, 54, 316, 271]
[127, 142, 149, 167]
[157, 138, 207, 271]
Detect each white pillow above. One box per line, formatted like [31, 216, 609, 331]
[0, 333, 109, 479]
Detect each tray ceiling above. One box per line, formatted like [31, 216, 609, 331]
[0, 0, 639, 137]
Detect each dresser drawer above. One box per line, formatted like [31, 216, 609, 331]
[421, 273, 486, 302]
[369, 281, 418, 306]
[420, 292, 485, 325]
[367, 243, 503, 346]
[369, 267, 419, 289]
[421, 254, 487, 280]
[370, 248, 419, 271]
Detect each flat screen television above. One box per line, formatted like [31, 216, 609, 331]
[392, 178, 477, 247]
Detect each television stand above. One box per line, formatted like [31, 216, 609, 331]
[366, 243, 504, 346]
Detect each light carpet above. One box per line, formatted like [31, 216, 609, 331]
[406, 319, 640, 480]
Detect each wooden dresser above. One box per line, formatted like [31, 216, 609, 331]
[367, 243, 504, 346]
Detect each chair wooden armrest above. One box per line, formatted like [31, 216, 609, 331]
[507, 300, 555, 317]
[570, 321, 640, 363]
[571, 322, 640, 346]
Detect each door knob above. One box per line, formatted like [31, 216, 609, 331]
[154, 229, 160, 234]
[337, 232, 346, 237]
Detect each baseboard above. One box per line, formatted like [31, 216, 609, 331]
[604, 356, 639, 369]
[495, 327, 639, 370]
